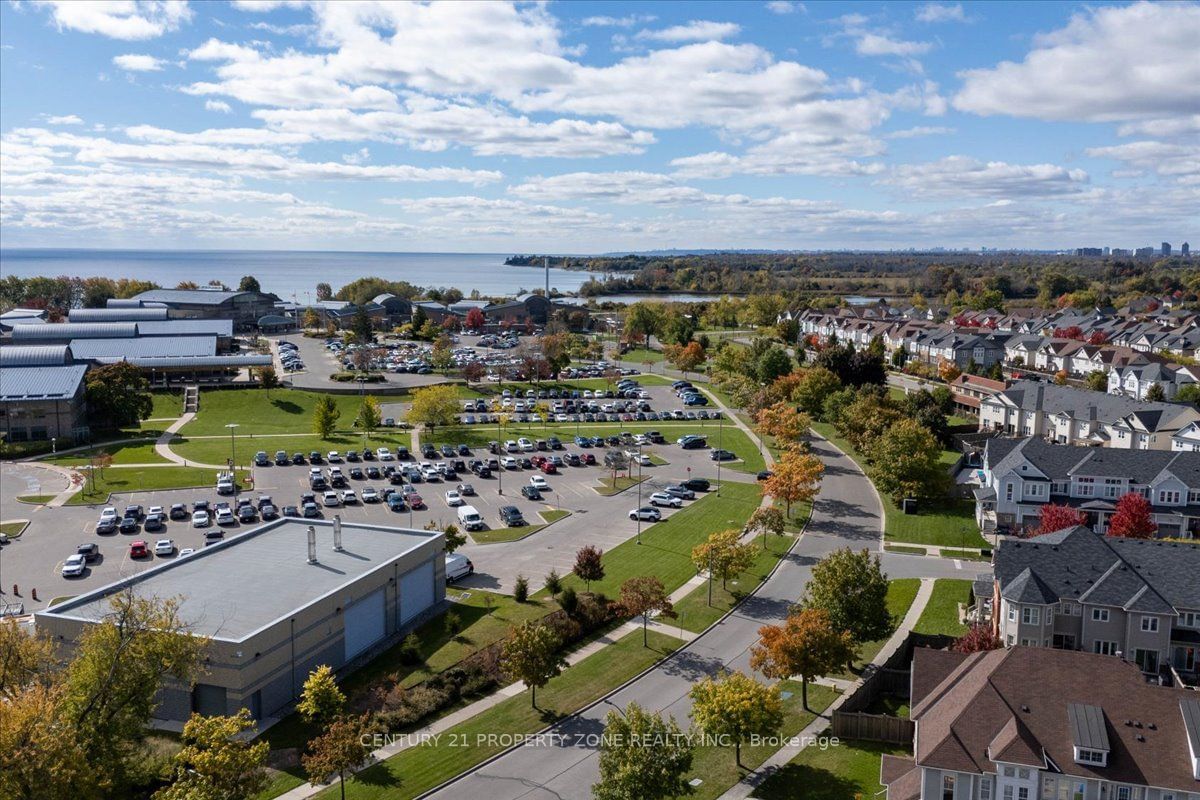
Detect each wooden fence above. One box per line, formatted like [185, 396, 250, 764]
[832, 711, 915, 743]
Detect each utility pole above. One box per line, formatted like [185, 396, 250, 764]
[636, 440, 644, 544]
[716, 413, 724, 497]
[226, 423, 240, 499]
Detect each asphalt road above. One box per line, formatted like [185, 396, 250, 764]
[424, 433, 899, 799]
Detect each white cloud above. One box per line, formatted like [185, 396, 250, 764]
[635, 21, 741, 43]
[1085, 141, 1200, 180]
[204, 99, 233, 113]
[580, 14, 656, 28]
[954, 2, 1200, 122]
[915, 3, 967, 23]
[854, 33, 931, 58]
[31, 0, 192, 40]
[886, 126, 954, 139]
[765, 2, 804, 15]
[1116, 115, 1200, 140]
[112, 53, 165, 71]
[41, 114, 83, 125]
[881, 156, 1089, 199]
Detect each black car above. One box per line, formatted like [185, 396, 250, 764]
[309, 451, 323, 464]
[77, 542, 100, 562]
[565, 452, 581, 466]
[95, 517, 118, 534]
[389, 471, 405, 485]
[499, 505, 525, 526]
[254, 452, 270, 466]
[680, 437, 707, 450]
[423, 444, 438, 459]
[349, 467, 364, 480]
[346, 450, 361, 463]
[282, 505, 300, 517]
[366, 466, 382, 479]
[710, 449, 736, 461]
[237, 505, 257, 522]
[193, 499, 210, 513]
[292, 452, 306, 465]
[440, 444, 455, 457]
[681, 477, 711, 492]
[361, 448, 375, 461]
[756, 470, 774, 481]
[274, 451, 290, 466]
[169, 503, 189, 520]
[396, 446, 410, 460]
[123, 504, 144, 520]
[487, 441, 500, 454]
[144, 513, 165, 532]
[521, 485, 542, 500]
[118, 516, 140, 533]
[457, 443, 472, 456]
[547, 436, 562, 450]
[519, 457, 533, 469]
[451, 459, 466, 472]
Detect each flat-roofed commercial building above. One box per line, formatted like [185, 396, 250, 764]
[36, 518, 446, 722]
[0, 363, 89, 441]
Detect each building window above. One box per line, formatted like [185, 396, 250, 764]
[1092, 608, 1110, 622]
[1077, 477, 1095, 496]
[1158, 489, 1181, 504]
[1006, 483, 1014, 502]
[1179, 611, 1200, 629]
[1094, 640, 1118, 656]
[980, 777, 992, 800]
[1022, 608, 1041, 625]
[1008, 606, 1016, 623]
[1140, 617, 1159, 633]
[1028, 484, 1045, 498]
[1004, 787, 1014, 800]
[1075, 748, 1106, 765]
[942, 774, 955, 800]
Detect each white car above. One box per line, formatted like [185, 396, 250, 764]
[191, 510, 210, 528]
[100, 506, 118, 521]
[649, 492, 683, 508]
[327, 451, 342, 463]
[529, 475, 549, 490]
[376, 447, 394, 461]
[178, 547, 196, 558]
[445, 489, 464, 507]
[629, 506, 662, 522]
[633, 434, 649, 445]
[504, 440, 519, 452]
[636, 453, 652, 466]
[361, 486, 379, 502]
[500, 455, 519, 469]
[215, 508, 235, 526]
[61, 554, 87, 577]
[323, 491, 341, 507]
[154, 538, 175, 556]
[340, 489, 358, 504]
[148, 505, 164, 517]
[421, 465, 441, 481]
[518, 437, 535, 452]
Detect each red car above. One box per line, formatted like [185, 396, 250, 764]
[530, 455, 547, 467]
[540, 461, 557, 474]
[129, 540, 150, 558]
[582, 453, 597, 465]
[408, 493, 426, 509]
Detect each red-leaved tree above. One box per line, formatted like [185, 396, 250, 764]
[1107, 492, 1158, 539]
[1035, 503, 1088, 536]
[465, 307, 486, 330]
[1053, 325, 1085, 340]
[1087, 331, 1109, 345]
[953, 623, 1002, 654]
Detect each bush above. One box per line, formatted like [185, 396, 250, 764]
[514, 574, 529, 603]
[331, 371, 386, 383]
[544, 569, 562, 596]
[558, 585, 579, 616]
[444, 610, 462, 635]
[398, 633, 423, 666]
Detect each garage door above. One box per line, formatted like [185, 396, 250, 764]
[193, 683, 227, 717]
[344, 588, 386, 661]
[399, 559, 435, 625]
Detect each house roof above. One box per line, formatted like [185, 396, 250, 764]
[136, 319, 234, 337]
[906, 646, 1199, 792]
[986, 380, 1198, 432]
[1067, 703, 1110, 752]
[0, 364, 88, 401]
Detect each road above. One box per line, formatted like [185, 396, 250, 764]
[423, 430, 936, 799]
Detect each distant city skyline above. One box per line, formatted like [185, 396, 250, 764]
[1, 1, 1197, 252]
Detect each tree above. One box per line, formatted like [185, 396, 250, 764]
[0, 683, 91, 800]
[624, 301, 660, 347]
[411, 304, 429, 333]
[953, 623, 1002, 654]
[750, 608, 856, 710]
[0, 624, 55, 699]
[256, 365, 279, 396]
[406, 384, 460, 428]
[938, 358, 962, 383]
[762, 449, 824, 518]
[801, 548, 892, 645]
[303, 713, 371, 800]
[355, 396, 382, 439]
[593, 702, 694, 800]
[755, 345, 793, 384]
[1145, 382, 1166, 402]
[442, 523, 467, 554]
[573, 545, 605, 591]
[667, 341, 706, 376]
[155, 709, 268, 800]
[691, 528, 756, 590]
[1085, 370, 1108, 392]
[85, 362, 153, 429]
[237, 275, 261, 293]
[903, 390, 953, 449]
[540, 331, 573, 375]
[1176, 384, 1200, 403]
[316, 282, 333, 301]
[867, 419, 946, 503]
[431, 334, 455, 373]
[350, 306, 374, 343]
[465, 306, 486, 330]
[312, 395, 341, 439]
[748, 506, 786, 549]
[619, 576, 675, 646]
[302, 307, 320, 329]
[296, 665, 345, 724]
[1107, 492, 1158, 539]
[462, 360, 485, 383]
[689, 671, 783, 767]
[500, 621, 566, 708]
[1036, 503, 1088, 536]
[792, 367, 842, 417]
[755, 401, 811, 449]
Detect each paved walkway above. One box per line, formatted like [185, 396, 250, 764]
[716, 577, 935, 799]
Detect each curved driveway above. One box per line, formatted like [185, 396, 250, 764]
[425, 433, 887, 799]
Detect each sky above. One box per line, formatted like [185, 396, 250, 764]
[0, 0, 1196, 253]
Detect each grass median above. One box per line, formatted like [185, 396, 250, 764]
[751, 738, 909, 800]
[307, 629, 684, 800]
[913, 579, 972, 636]
[43, 439, 169, 467]
[468, 509, 570, 544]
[65, 466, 249, 506]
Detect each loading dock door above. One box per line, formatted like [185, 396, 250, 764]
[399, 559, 435, 625]
[344, 588, 386, 661]
[193, 683, 227, 717]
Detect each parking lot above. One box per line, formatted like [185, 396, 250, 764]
[266, 334, 448, 391]
[4, 428, 758, 610]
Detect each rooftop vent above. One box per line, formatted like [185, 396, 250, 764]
[333, 515, 344, 552]
[307, 526, 317, 564]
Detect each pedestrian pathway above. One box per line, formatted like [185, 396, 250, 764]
[715, 577, 935, 800]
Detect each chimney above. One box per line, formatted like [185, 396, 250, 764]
[333, 515, 344, 552]
[306, 526, 317, 564]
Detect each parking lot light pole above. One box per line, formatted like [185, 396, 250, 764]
[716, 414, 723, 497]
[226, 423, 240, 499]
[636, 444, 643, 545]
[496, 414, 505, 495]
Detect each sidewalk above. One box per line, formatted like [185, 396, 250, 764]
[716, 577, 935, 800]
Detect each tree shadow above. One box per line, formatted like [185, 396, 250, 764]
[752, 763, 867, 800]
[351, 761, 403, 789]
[271, 399, 304, 416]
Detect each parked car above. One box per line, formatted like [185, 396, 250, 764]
[529, 475, 549, 490]
[261, 503, 279, 520]
[681, 477, 711, 492]
[129, 540, 150, 558]
[254, 451, 269, 466]
[95, 517, 118, 534]
[215, 508, 236, 525]
[361, 486, 379, 503]
[664, 485, 695, 500]
[118, 516, 140, 534]
[445, 489, 464, 507]
[499, 505, 525, 526]
[302, 501, 321, 518]
[323, 490, 341, 507]
[710, 449, 736, 461]
[76, 542, 99, 562]
[628, 507, 661, 521]
[237, 504, 257, 522]
[169, 503, 188, 520]
[275, 450, 290, 466]
[62, 554, 87, 577]
[340, 489, 358, 504]
[376, 447, 394, 461]
[457, 482, 475, 496]
[521, 485, 542, 500]
[445, 553, 474, 582]
[154, 538, 175, 556]
[178, 547, 196, 558]
[649, 492, 683, 508]
[386, 493, 407, 512]
[192, 510, 210, 528]
[144, 513, 165, 532]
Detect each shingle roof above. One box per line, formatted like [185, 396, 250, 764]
[988, 380, 1197, 432]
[0, 364, 88, 401]
[0, 345, 73, 367]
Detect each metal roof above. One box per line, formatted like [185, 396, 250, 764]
[69, 336, 215, 360]
[133, 288, 252, 306]
[0, 345, 74, 367]
[112, 354, 273, 368]
[106, 298, 146, 308]
[1066, 703, 1110, 751]
[136, 319, 233, 337]
[0, 364, 88, 401]
[11, 322, 138, 341]
[68, 307, 168, 322]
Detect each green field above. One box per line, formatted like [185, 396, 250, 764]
[148, 390, 184, 420]
[468, 509, 570, 544]
[303, 630, 683, 800]
[556, 480, 763, 598]
[43, 439, 168, 466]
[180, 388, 384, 436]
[622, 347, 664, 364]
[66, 466, 249, 506]
[913, 579, 972, 636]
[752, 738, 910, 800]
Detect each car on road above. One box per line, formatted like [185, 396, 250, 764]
[756, 470, 773, 481]
[710, 449, 736, 461]
[628, 506, 662, 521]
[281, 505, 300, 517]
[76, 542, 99, 562]
[376, 447, 394, 461]
[191, 510, 210, 528]
[129, 540, 150, 559]
[445, 553, 474, 582]
[445, 489, 464, 507]
[178, 547, 196, 557]
[649, 492, 683, 508]
[62, 553, 89, 577]
[457, 482, 475, 496]
[499, 505, 525, 526]
[361, 486, 379, 503]
[521, 485, 542, 500]
[154, 539, 175, 556]
[96, 517, 118, 534]
[529, 475, 549, 490]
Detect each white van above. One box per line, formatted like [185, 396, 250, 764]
[457, 504, 484, 531]
[215, 471, 235, 495]
[445, 553, 474, 582]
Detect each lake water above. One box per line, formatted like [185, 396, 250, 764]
[0, 249, 595, 301]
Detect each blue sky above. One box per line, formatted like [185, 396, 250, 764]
[1, 0, 1196, 252]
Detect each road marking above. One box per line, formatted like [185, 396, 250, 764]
[954, 559, 963, 570]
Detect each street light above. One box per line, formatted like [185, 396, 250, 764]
[496, 414, 505, 495]
[636, 440, 644, 545]
[225, 423, 240, 499]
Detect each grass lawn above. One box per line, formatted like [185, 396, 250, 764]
[0, 521, 29, 538]
[309, 630, 684, 800]
[15, 494, 55, 504]
[170, 431, 412, 467]
[913, 579, 972, 637]
[884, 544, 926, 556]
[594, 474, 648, 496]
[751, 738, 910, 800]
[622, 346, 664, 364]
[43, 439, 168, 466]
[557, 480, 763, 599]
[940, 548, 991, 561]
[180, 388, 383, 436]
[685, 682, 839, 800]
[148, 390, 184, 420]
[839, 579, 921, 678]
[863, 695, 910, 717]
[65, 466, 249, 506]
[469, 509, 570, 544]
